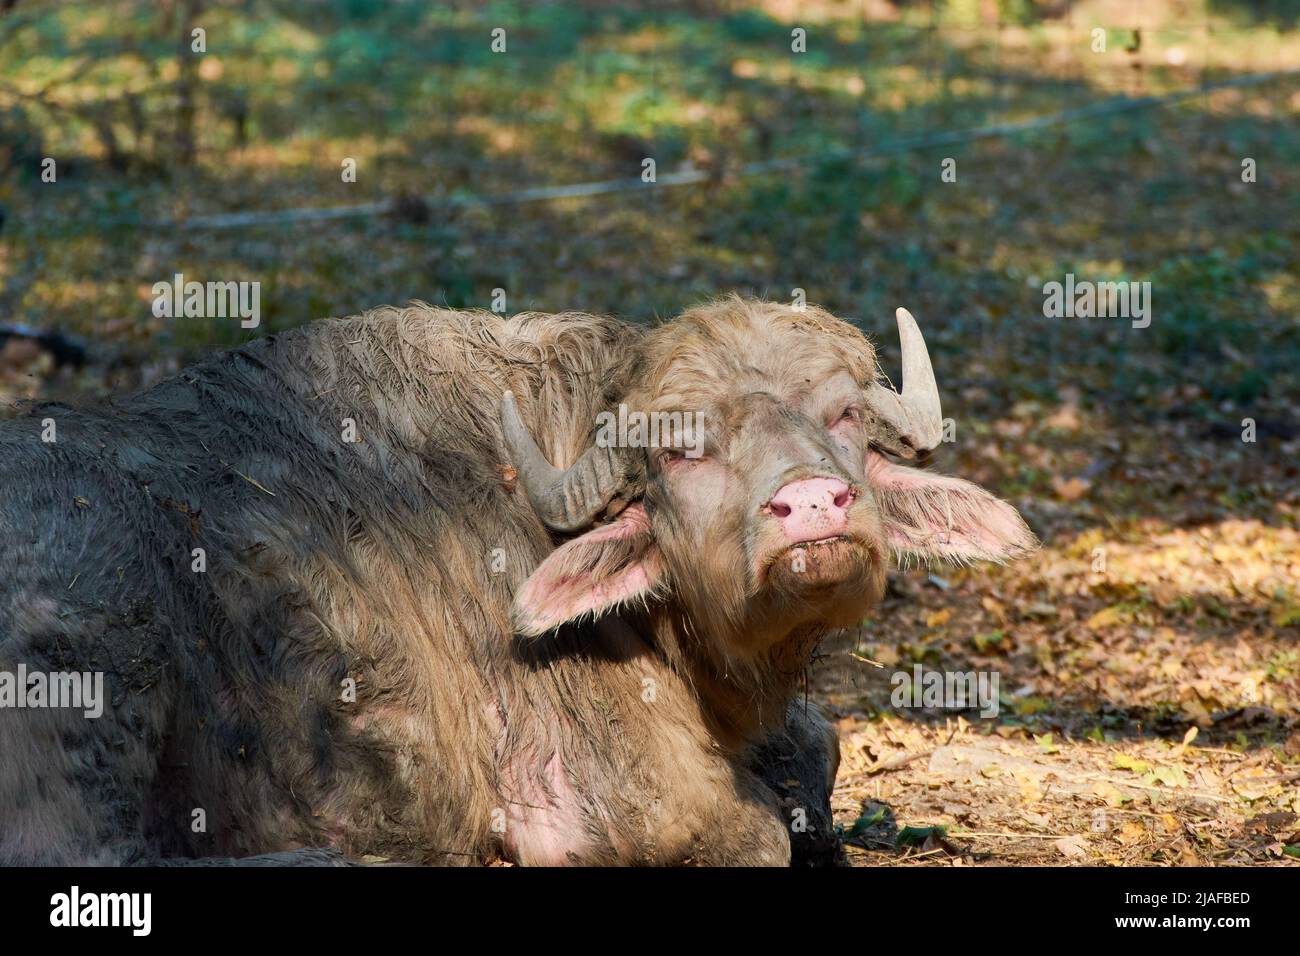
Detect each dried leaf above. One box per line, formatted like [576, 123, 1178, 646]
[1051, 476, 1091, 502]
[1055, 835, 1088, 859]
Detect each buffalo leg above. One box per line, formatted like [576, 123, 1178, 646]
[747, 700, 844, 866]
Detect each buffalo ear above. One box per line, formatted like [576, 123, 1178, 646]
[513, 503, 666, 636]
[866, 451, 1037, 566]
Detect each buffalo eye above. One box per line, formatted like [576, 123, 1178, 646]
[656, 448, 703, 471]
[831, 406, 863, 429]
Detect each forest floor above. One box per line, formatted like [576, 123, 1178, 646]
[817, 515, 1300, 866]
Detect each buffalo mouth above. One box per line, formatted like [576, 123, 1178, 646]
[759, 535, 878, 589]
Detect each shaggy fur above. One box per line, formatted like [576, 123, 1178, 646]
[0, 297, 1033, 866]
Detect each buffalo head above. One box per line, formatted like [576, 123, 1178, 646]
[502, 298, 1035, 658]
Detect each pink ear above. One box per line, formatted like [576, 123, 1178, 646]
[866, 452, 1037, 566]
[513, 503, 666, 636]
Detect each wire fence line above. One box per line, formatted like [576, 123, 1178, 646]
[42, 67, 1296, 234]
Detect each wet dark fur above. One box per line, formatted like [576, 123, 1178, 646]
[0, 303, 839, 865]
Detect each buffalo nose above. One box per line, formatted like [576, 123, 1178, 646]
[765, 477, 853, 543]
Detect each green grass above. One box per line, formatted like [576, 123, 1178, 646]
[0, 0, 1297, 428]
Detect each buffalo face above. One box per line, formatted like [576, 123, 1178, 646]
[505, 298, 1036, 658]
